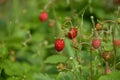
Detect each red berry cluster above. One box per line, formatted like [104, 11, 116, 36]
[55, 27, 78, 52]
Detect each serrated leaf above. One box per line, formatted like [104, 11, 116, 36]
[2, 60, 23, 76]
[44, 55, 68, 64]
[98, 71, 120, 80]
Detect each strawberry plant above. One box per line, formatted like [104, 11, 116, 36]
[0, 0, 120, 80]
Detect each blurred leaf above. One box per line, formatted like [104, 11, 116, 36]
[57, 71, 84, 80]
[7, 77, 21, 80]
[45, 55, 68, 64]
[33, 73, 54, 80]
[98, 71, 120, 80]
[57, 72, 74, 80]
[2, 60, 23, 76]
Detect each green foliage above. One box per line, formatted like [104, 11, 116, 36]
[0, 0, 120, 80]
[98, 71, 120, 80]
[57, 72, 75, 80]
[45, 55, 68, 64]
[33, 73, 55, 80]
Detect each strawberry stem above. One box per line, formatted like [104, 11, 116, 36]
[112, 27, 117, 70]
[90, 47, 93, 80]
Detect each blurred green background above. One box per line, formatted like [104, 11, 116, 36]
[0, 0, 119, 80]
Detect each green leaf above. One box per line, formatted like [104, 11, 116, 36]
[33, 73, 54, 80]
[57, 71, 84, 80]
[2, 60, 23, 76]
[98, 71, 120, 80]
[44, 55, 68, 64]
[7, 77, 21, 80]
[57, 72, 74, 80]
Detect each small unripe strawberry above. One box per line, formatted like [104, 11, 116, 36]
[117, 18, 120, 24]
[57, 63, 66, 71]
[114, 39, 120, 47]
[39, 12, 48, 22]
[49, 20, 55, 27]
[102, 51, 111, 61]
[55, 39, 65, 52]
[105, 68, 111, 74]
[72, 38, 77, 44]
[95, 23, 102, 30]
[68, 28, 78, 39]
[92, 38, 101, 49]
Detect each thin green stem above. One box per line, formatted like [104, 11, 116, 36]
[90, 47, 93, 80]
[90, 16, 98, 38]
[111, 27, 116, 70]
[105, 61, 109, 69]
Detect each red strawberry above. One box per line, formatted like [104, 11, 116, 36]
[92, 38, 101, 49]
[95, 23, 102, 30]
[68, 28, 78, 39]
[114, 39, 120, 47]
[55, 39, 65, 52]
[39, 12, 48, 22]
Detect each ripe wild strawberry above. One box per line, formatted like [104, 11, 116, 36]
[39, 12, 48, 22]
[102, 51, 111, 61]
[114, 39, 120, 47]
[92, 38, 101, 49]
[95, 23, 102, 30]
[55, 39, 65, 52]
[68, 27, 78, 39]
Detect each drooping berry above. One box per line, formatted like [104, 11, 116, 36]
[114, 39, 120, 47]
[92, 38, 101, 49]
[72, 38, 77, 44]
[95, 23, 102, 30]
[68, 28, 78, 39]
[55, 39, 65, 52]
[39, 12, 48, 22]
[102, 51, 111, 61]
[105, 68, 111, 74]
[48, 20, 55, 27]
